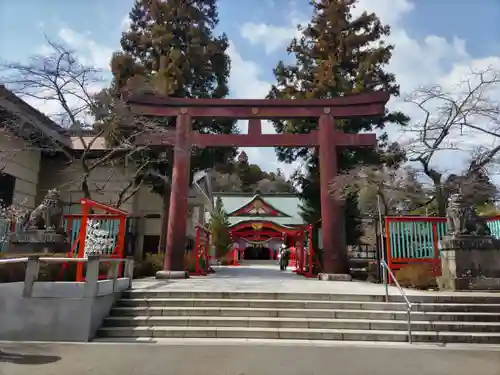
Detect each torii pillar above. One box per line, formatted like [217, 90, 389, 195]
[318, 114, 349, 279]
[156, 114, 192, 279]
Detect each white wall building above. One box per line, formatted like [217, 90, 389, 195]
[0, 85, 213, 258]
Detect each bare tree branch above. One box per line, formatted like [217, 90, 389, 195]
[330, 164, 429, 216]
[401, 66, 500, 215]
[0, 38, 181, 208]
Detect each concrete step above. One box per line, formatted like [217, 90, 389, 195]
[123, 290, 500, 304]
[102, 316, 500, 332]
[123, 291, 384, 302]
[110, 306, 500, 322]
[116, 298, 500, 312]
[96, 326, 500, 343]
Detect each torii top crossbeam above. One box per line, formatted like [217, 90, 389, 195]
[127, 91, 389, 148]
[127, 91, 388, 118]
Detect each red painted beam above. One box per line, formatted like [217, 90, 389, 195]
[129, 102, 386, 119]
[232, 230, 282, 237]
[238, 236, 281, 241]
[191, 132, 319, 147]
[125, 91, 389, 108]
[137, 130, 375, 148]
[79, 198, 128, 216]
[136, 131, 177, 146]
[336, 132, 376, 148]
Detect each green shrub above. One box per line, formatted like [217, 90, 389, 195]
[185, 251, 207, 273]
[366, 261, 381, 283]
[133, 261, 144, 278]
[302, 248, 323, 275]
[218, 254, 232, 266]
[0, 253, 112, 283]
[395, 264, 437, 289]
[139, 253, 165, 277]
[0, 256, 26, 283]
[0, 253, 68, 283]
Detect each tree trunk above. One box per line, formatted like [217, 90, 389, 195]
[158, 186, 171, 254]
[434, 185, 446, 217]
[80, 175, 92, 200]
[426, 168, 445, 216]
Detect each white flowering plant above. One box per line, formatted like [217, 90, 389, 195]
[0, 199, 29, 223]
[83, 220, 116, 257]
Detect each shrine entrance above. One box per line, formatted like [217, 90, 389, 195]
[243, 246, 271, 261]
[229, 220, 304, 263]
[130, 92, 389, 278]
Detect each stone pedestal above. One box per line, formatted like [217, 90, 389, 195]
[437, 235, 500, 291]
[156, 270, 189, 279]
[8, 230, 69, 254]
[318, 273, 352, 281]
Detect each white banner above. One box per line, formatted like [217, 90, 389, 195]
[83, 220, 115, 256]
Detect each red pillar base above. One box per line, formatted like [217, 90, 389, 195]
[318, 273, 352, 281]
[156, 270, 189, 279]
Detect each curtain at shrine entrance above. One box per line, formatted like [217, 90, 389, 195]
[243, 246, 271, 260]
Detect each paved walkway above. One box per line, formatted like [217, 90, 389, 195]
[131, 263, 500, 297]
[2, 340, 500, 375]
[133, 263, 387, 294]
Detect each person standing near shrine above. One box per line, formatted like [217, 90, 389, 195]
[279, 244, 290, 271]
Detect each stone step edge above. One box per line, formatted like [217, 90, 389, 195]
[125, 290, 500, 301]
[97, 326, 500, 337]
[110, 306, 500, 317]
[103, 316, 500, 327]
[117, 298, 500, 308]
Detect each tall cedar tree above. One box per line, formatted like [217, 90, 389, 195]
[112, 0, 237, 252]
[268, 0, 408, 248]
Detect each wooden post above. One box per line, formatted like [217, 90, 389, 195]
[76, 200, 89, 282]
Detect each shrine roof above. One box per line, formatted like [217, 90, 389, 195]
[213, 192, 304, 227]
[228, 216, 303, 227]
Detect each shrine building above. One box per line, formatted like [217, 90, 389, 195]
[0, 85, 212, 257]
[213, 192, 306, 260]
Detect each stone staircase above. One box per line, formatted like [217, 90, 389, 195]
[97, 291, 500, 344]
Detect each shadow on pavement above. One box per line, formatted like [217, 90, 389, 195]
[0, 350, 61, 365]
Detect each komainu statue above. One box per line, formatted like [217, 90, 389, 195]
[25, 189, 63, 231]
[446, 193, 491, 236]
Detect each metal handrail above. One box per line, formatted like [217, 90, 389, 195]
[380, 259, 413, 344]
[0, 256, 130, 264]
[0, 257, 29, 264]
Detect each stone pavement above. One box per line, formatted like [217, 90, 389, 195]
[1, 340, 500, 375]
[131, 263, 500, 297]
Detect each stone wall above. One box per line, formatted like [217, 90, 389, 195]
[0, 256, 133, 341]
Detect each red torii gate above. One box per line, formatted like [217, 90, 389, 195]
[128, 92, 389, 279]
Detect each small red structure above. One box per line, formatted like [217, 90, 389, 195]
[188, 224, 211, 275]
[129, 92, 388, 276]
[70, 198, 128, 282]
[384, 215, 500, 281]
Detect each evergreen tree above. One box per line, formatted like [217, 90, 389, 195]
[110, 0, 237, 252]
[268, 0, 408, 250]
[212, 155, 295, 193]
[209, 197, 232, 259]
